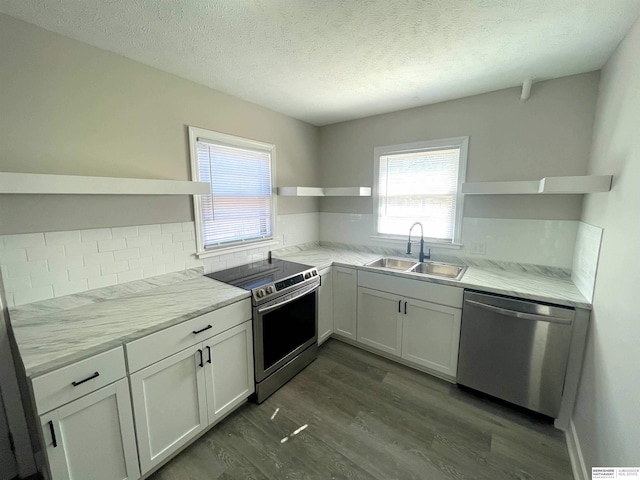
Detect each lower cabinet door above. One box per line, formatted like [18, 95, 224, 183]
[40, 378, 139, 480]
[318, 268, 334, 345]
[401, 298, 462, 377]
[357, 287, 402, 356]
[130, 344, 208, 475]
[203, 321, 254, 424]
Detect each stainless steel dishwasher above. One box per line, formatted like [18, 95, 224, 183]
[457, 290, 575, 417]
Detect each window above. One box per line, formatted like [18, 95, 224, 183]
[374, 137, 468, 244]
[188, 126, 276, 254]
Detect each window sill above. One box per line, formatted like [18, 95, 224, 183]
[370, 235, 463, 250]
[196, 239, 279, 259]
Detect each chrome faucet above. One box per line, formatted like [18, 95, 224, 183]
[407, 222, 430, 262]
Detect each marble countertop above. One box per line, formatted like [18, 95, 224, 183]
[274, 246, 591, 309]
[10, 246, 590, 379]
[9, 269, 250, 378]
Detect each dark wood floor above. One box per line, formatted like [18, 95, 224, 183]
[148, 339, 573, 480]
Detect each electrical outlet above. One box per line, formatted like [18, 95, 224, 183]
[471, 242, 486, 255]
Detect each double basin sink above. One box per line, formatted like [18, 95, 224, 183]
[365, 257, 467, 281]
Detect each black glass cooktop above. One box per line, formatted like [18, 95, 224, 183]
[205, 259, 313, 291]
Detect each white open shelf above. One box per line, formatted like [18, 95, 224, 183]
[0, 172, 210, 195]
[462, 175, 612, 195]
[278, 186, 371, 197]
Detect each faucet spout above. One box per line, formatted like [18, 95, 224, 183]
[407, 222, 430, 262]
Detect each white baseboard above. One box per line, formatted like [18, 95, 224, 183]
[566, 419, 588, 480]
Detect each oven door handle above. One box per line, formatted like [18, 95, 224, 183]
[257, 284, 320, 315]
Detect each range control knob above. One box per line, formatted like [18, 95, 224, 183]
[304, 272, 311, 279]
[257, 289, 266, 298]
[266, 286, 275, 294]
[311, 270, 318, 276]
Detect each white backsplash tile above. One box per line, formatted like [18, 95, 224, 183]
[114, 248, 140, 262]
[64, 241, 98, 256]
[0, 248, 27, 264]
[26, 245, 65, 261]
[13, 285, 53, 305]
[80, 228, 112, 242]
[458, 217, 578, 268]
[111, 226, 139, 238]
[138, 224, 162, 237]
[571, 222, 603, 303]
[160, 222, 183, 234]
[44, 230, 81, 246]
[0, 213, 319, 306]
[320, 213, 579, 269]
[88, 274, 117, 290]
[97, 238, 127, 252]
[30, 270, 68, 288]
[2, 233, 45, 249]
[53, 279, 88, 297]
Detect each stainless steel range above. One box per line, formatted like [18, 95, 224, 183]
[206, 258, 320, 403]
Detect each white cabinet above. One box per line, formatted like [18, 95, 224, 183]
[356, 272, 463, 380]
[130, 344, 208, 474]
[203, 322, 254, 424]
[332, 266, 357, 340]
[40, 378, 139, 480]
[318, 267, 333, 345]
[402, 298, 462, 377]
[357, 287, 402, 356]
[130, 321, 253, 475]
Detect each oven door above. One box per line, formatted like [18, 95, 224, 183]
[253, 280, 319, 382]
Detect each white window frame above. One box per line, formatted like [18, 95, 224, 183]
[188, 126, 278, 257]
[372, 136, 468, 247]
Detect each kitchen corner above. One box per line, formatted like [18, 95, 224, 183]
[2, 5, 639, 479]
[273, 242, 592, 309]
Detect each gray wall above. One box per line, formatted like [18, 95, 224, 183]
[0, 14, 320, 235]
[573, 15, 640, 470]
[319, 72, 600, 220]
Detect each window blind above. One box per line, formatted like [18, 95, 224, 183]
[378, 147, 461, 241]
[196, 138, 273, 249]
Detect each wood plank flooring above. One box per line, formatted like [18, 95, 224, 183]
[148, 339, 573, 480]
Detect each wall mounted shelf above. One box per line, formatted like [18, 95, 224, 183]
[0, 172, 210, 195]
[462, 175, 612, 195]
[278, 186, 371, 197]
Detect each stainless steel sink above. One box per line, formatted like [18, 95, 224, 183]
[409, 261, 467, 280]
[365, 257, 418, 271]
[365, 257, 467, 280]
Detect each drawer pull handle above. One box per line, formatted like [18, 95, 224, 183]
[71, 371, 100, 387]
[206, 346, 212, 364]
[398, 300, 401, 313]
[198, 349, 204, 368]
[48, 420, 57, 448]
[193, 325, 212, 335]
[404, 302, 407, 315]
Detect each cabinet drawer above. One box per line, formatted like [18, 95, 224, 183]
[31, 347, 126, 415]
[126, 299, 252, 373]
[358, 271, 463, 308]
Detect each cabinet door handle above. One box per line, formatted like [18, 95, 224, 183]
[71, 371, 100, 387]
[206, 346, 212, 364]
[197, 349, 204, 368]
[193, 325, 212, 335]
[398, 300, 401, 313]
[404, 301, 407, 315]
[48, 420, 57, 448]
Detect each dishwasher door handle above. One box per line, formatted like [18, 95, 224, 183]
[464, 299, 573, 325]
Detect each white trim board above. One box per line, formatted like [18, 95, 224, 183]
[0, 172, 210, 195]
[566, 419, 588, 480]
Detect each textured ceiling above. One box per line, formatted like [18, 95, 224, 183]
[2, 0, 640, 126]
